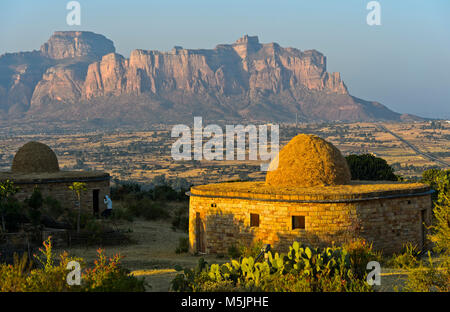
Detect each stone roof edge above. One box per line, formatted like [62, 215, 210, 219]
[187, 189, 434, 204]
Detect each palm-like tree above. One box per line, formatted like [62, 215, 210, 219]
[69, 182, 87, 233]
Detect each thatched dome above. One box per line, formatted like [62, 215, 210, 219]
[12, 141, 60, 173]
[265, 134, 351, 187]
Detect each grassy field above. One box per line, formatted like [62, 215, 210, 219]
[52, 218, 425, 292]
[53, 219, 228, 291]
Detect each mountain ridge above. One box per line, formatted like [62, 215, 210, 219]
[0, 31, 423, 125]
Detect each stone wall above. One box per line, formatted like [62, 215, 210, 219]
[189, 192, 432, 255]
[14, 179, 110, 215]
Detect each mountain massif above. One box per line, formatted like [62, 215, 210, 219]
[0, 31, 417, 125]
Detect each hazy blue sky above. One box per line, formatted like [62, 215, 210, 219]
[1, 0, 449, 118]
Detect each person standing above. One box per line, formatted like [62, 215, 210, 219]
[102, 195, 113, 218]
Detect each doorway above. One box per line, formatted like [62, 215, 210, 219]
[195, 212, 205, 253]
[93, 189, 100, 217]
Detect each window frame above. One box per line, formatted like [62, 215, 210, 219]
[291, 215, 305, 230]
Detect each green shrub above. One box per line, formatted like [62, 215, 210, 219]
[0, 237, 145, 292]
[175, 237, 189, 254]
[388, 243, 421, 269]
[227, 241, 264, 259]
[172, 241, 374, 292]
[403, 252, 450, 292]
[345, 154, 398, 181]
[111, 205, 134, 222]
[172, 205, 189, 232]
[342, 238, 382, 279]
[125, 198, 170, 221]
[43, 196, 65, 219]
[227, 244, 242, 259]
[141, 201, 170, 220]
[401, 169, 450, 292]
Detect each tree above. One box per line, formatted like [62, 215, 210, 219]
[345, 154, 397, 181]
[69, 182, 87, 233]
[422, 169, 450, 255]
[0, 180, 19, 232]
[26, 187, 43, 227]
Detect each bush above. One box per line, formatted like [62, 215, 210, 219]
[0, 237, 145, 292]
[227, 241, 264, 259]
[402, 169, 450, 292]
[111, 204, 134, 222]
[110, 183, 142, 201]
[2, 198, 26, 232]
[388, 243, 421, 269]
[227, 244, 242, 259]
[345, 154, 398, 181]
[125, 198, 170, 221]
[403, 252, 450, 292]
[172, 205, 189, 232]
[175, 237, 189, 254]
[342, 238, 382, 279]
[172, 241, 374, 292]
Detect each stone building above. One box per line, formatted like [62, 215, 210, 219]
[188, 134, 432, 254]
[0, 141, 110, 216]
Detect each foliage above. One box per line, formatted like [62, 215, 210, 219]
[0, 180, 19, 232]
[345, 154, 397, 181]
[388, 243, 421, 269]
[171, 205, 189, 232]
[403, 252, 450, 292]
[110, 204, 134, 222]
[82, 248, 146, 291]
[0, 237, 145, 292]
[227, 244, 242, 259]
[125, 198, 170, 221]
[25, 187, 43, 227]
[172, 241, 374, 292]
[42, 196, 65, 220]
[110, 182, 142, 201]
[227, 240, 265, 259]
[1, 197, 25, 232]
[111, 180, 189, 202]
[401, 169, 450, 292]
[69, 182, 87, 233]
[342, 238, 382, 279]
[427, 170, 450, 255]
[175, 237, 189, 254]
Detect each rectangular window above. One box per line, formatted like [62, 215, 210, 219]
[292, 216, 305, 230]
[250, 213, 260, 227]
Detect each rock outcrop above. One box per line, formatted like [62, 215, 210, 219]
[40, 31, 115, 60]
[0, 31, 412, 124]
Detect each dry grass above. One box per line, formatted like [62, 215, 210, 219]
[266, 134, 351, 187]
[192, 180, 429, 199]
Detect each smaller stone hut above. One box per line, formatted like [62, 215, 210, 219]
[0, 141, 110, 215]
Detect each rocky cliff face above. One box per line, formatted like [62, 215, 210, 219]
[0, 31, 408, 124]
[39, 31, 115, 60]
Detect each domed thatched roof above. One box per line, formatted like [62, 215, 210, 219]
[12, 141, 60, 173]
[265, 134, 351, 187]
